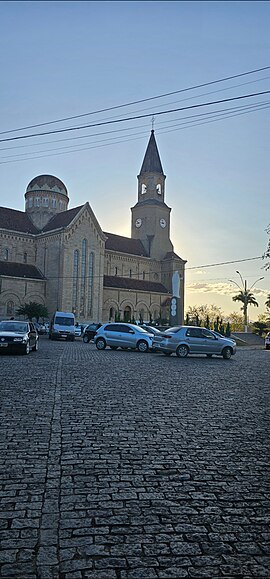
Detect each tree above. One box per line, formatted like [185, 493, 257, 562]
[114, 311, 121, 322]
[186, 304, 224, 329]
[228, 312, 246, 332]
[225, 322, 231, 337]
[265, 294, 270, 311]
[232, 290, 259, 328]
[16, 301, 48, 322]
[252, 321, 268, 337]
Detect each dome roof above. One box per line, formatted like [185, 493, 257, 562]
[26, 175, 68, 196]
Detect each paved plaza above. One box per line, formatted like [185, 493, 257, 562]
[0, 339, 269, 578]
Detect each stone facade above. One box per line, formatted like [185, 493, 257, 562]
[0, 133, 186, 324]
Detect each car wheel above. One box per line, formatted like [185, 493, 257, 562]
[137, 340, 149, 353]
[176, 344, 189, 358]
[83, 335, 89, 343]
[23, 341, 30, 355]
[222, 346, 232, 359]
[32, 339, 39, 352]
[96, 338, 106, 350]
[163, 352, 172, 356]
[110, 346, 118, 350]
[206, 354, 212, 358]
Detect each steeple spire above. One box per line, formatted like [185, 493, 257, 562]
[139, 130, 164, 175]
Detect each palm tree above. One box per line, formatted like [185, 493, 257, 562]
[265, 294, 270, 310]
[232, 290, 259, 328]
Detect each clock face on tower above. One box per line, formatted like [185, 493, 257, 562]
[135, 218, 142, 228]
[159, 218, 167, 228]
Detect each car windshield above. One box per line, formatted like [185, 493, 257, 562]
[144, 327, 161, 335]
[164, 326, 181, 333]
[133, 326, 148, 333]
[55, 317, 74, 326]
[0, 322, 28, 333]
[212, 331, 225, 338]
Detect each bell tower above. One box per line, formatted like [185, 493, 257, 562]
[131, 131, 173, 259]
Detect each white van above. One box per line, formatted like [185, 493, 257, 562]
[49, 311, 75, 341]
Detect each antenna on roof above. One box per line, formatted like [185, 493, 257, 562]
[151, 115, 155, 131]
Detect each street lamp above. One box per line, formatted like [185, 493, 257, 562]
[229, 272, 264, 333]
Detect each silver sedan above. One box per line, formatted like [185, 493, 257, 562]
[152, 326, 236, 359]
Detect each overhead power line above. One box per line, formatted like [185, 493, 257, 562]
[186, 256, 263, 270]
[1, 98, 268, 156]
[32, 256, 264, 282]
[1, 89, 270, 144]
[1, 64, 270, 136]
[0, 99, 268, 164]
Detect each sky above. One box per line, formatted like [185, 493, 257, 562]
[0, 1, 269, 319]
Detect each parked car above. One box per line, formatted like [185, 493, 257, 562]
[33, 322, 46, 335]
[49, 311, 75, 341]
[83, 323, 102, 343]
[152, 325, 236, 359]
[94, 323, 154, 352]
[140, 324, 162, 337]
[75, 324, 82, 337]
[265, 332, 270, 350]
[140, 324, 163, 352]
[0, 320, 39, 355]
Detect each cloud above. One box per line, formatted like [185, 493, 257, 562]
[186, 281, 269, 297]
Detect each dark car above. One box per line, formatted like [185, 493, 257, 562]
[83, 323, 102, 343]
[0, 320, 39, 355]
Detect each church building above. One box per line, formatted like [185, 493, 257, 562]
[0, 131, 186, 324]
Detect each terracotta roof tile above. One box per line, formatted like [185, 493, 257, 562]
[104, 275, 168, 293]
[0, 261, 45, 280]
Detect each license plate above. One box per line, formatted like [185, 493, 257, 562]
[0, 343, 8, 347]
[61, 334, 67, 338]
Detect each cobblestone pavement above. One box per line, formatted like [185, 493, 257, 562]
[0, 339, 269, 579]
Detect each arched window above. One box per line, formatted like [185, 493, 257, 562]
[156, 184, 162, 195]
[3, 249, 8, 261]
[109, 307, 115, 322]
[124, 306, 131, 322]
[72, 250, 79, 314]
[129, 269, 132, 278]
[139, 309, 145, 323]
[141, 183, 147, 195]
[80, 239, 87, 316]
[7, 300, 14, 316]
[88, 252, 94, 316]
[142, 271, 146, 280]
[115, 267, 118, 276]
[23, 252, 27, 263]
